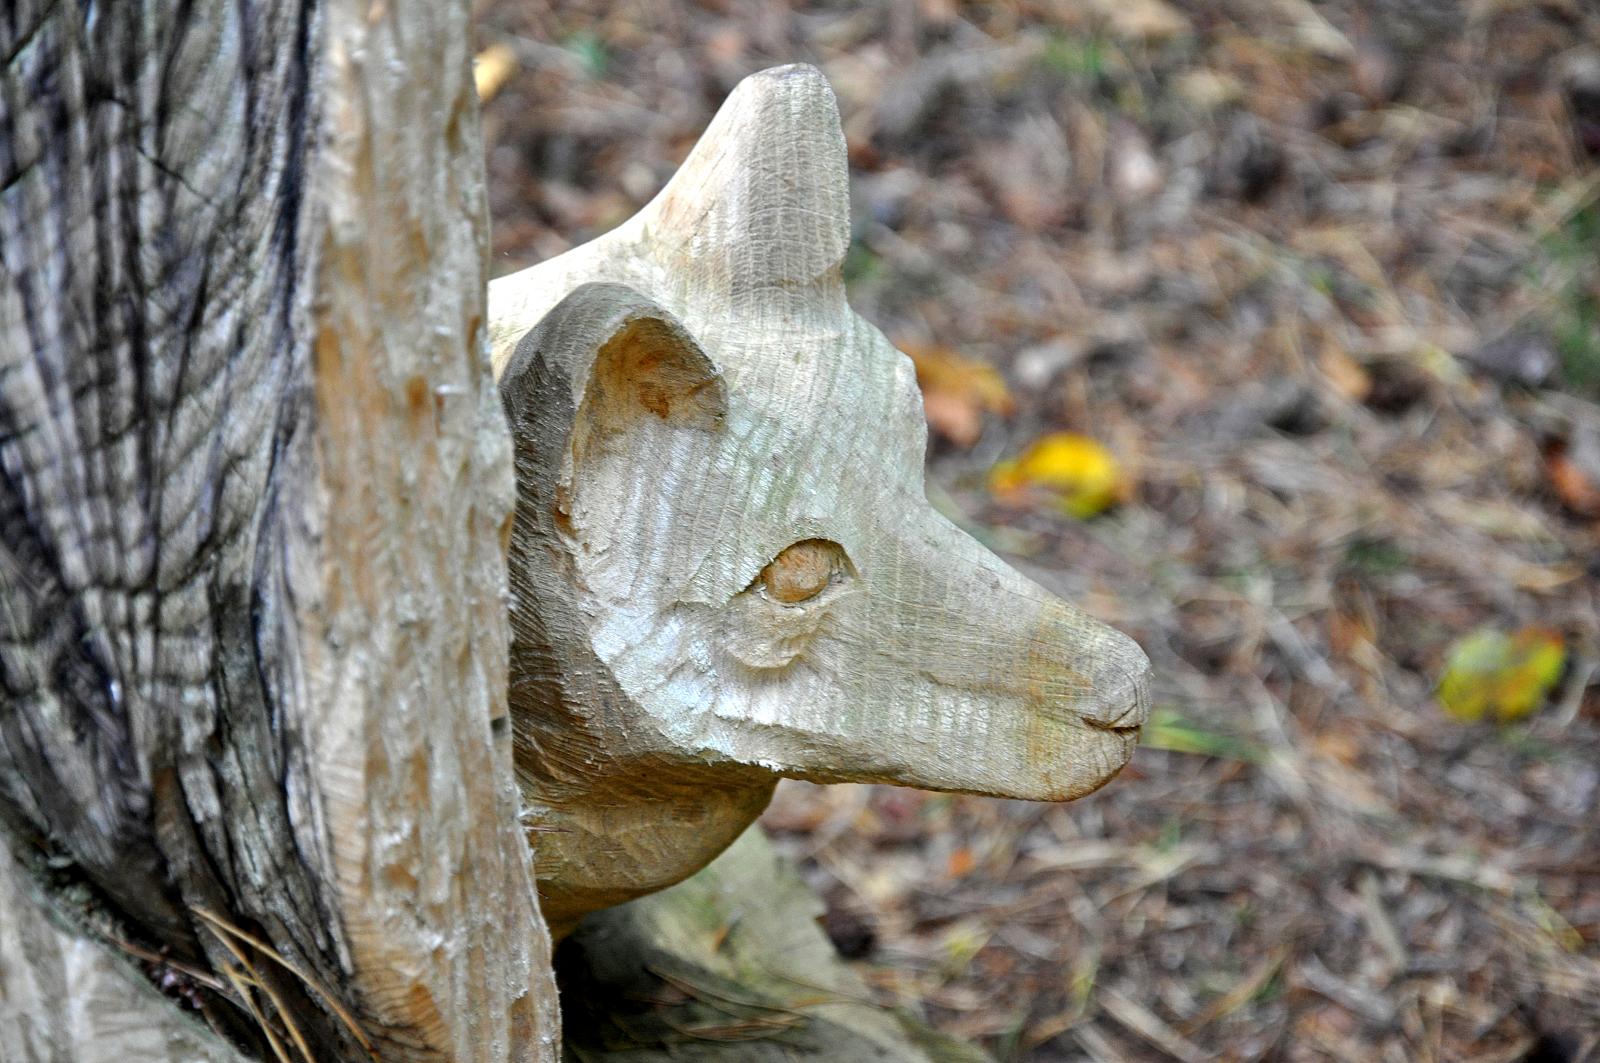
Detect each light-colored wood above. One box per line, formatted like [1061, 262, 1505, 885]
[0, 845, 247, 1063]
[560, 828, 992, 1063]
[492, 65, 1152, 938]
[0, 1, 556, 1058]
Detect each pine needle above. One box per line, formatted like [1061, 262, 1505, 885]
[193, 906, 376, 1058]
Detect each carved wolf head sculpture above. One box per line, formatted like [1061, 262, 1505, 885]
[490, 65, 1151, 936]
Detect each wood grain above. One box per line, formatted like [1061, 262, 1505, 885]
[491, 66, 1152, 938]
[0, 845, 247, 1062]
[0, 1, 555, 1058]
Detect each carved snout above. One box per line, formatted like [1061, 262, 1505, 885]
[940, 519, 1150, 802]
[740, 512, 1153, 803]
[1021, 596, 1153, 737]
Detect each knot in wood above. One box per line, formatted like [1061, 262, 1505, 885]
[758, 539, 843, 603]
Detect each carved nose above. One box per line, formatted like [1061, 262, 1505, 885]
[1073, 633, 1152, 734]
[1082, 661, 1151, 733]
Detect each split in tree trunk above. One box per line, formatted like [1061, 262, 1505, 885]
[0, 2, 558, 1058]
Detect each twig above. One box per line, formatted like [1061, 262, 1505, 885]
[1099, 986, 1209, 1063]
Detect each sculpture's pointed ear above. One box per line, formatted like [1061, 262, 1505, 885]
[499, 283, 726, 518]
[640, 65, 850, 314]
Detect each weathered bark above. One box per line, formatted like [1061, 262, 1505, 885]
[0, 1, 556, 1059]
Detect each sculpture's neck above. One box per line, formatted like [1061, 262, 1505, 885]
[506, 567, 779, 935]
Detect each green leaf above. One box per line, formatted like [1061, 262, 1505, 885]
[1141, 708, 1263, 762]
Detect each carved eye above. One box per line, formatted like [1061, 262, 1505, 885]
[755, 539, 848, 604]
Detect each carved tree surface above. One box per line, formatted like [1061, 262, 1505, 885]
[491, 66, 1152, 938]
[0, 844, 248, 1062]
[0, 1, 556, 1059]
[559, 828, 992, 1063]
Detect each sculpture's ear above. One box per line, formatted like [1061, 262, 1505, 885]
[499, 282, 726, 520]
[639, 64, 850, 314]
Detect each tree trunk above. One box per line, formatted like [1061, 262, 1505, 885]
[0, 1, 558, 1059]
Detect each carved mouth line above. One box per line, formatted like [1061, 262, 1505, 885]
[1083, 718, 1144, 736]
[1080, 683, 1150, 734]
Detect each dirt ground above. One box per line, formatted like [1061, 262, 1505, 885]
[475, 2, 1600, 1059]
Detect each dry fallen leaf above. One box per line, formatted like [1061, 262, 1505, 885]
[946, 847, 977, 879]
[1088, 0, 1191, 43]
[989, 432, 1127, 519]
[1543, 437, 1600, 518]
[901, 341, 1016, 447]
[1436, 627, 1567, 724]
[473, 43, 518, 102]
[1317, 344, 1373, 402]
[1174, 69, 1245, 112]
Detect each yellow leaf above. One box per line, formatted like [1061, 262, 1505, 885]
[473, 43, 519, 102]
[1436, 627, 1567, 724]
[989, 432, 1126, 519]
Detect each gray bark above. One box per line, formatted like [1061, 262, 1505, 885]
[0, 1, 557, 1059]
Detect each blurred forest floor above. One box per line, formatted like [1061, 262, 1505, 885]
[476, 1, 1600, 1059]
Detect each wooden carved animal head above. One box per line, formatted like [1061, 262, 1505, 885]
[492, 65, 1151, 937]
